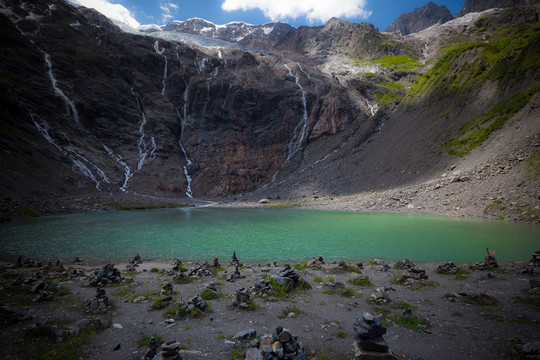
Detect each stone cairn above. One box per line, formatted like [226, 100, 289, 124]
[400, 267, 428, 286]
[151, 340, 183, 360]
[166, 259, 187, 282]
[353, 312, 396, 360]
[306, 256, 325, 268]
[246, 326, 306, 360]
[436, 262, 462, 274]
[231, 251, 240, 266]
[473, 249, 498, 270]
[232, 287, 257, 310]
[394, 259, 415, 269]
[523, 249, 540, 274]
[372, 260, 390, 272]
[369, 287, 394, 304]
[213, 256, 220, 268]
[86, 287, 110, 313]
[273, 264, 300, 291]
[227, 264, 245, 282]
[187, 262, 214, 277]
[125, 253, 142, 272]
[184, 295, 207, 313]
[86, 264, 122, 287]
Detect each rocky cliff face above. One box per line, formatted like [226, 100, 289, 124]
[1, 0, 539, 222]
[385, 1, 453, 35]
[458, 0, 530, 16]
[0, 0, 356, 201]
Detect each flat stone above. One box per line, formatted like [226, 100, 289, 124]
[354, 342, 397, 360]
[358, 336, 389, 353]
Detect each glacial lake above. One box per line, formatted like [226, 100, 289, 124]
[0, 208, 538, 263]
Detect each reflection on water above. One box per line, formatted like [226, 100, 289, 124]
[0, 208, 538, 263]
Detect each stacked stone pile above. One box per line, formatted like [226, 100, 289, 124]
[187, 262, 214, 277]
[86, 264, 122, 287]
[126, 253, 142, 272]
[353, 312, 396, 360]
[245, 326, 306, 360]
[227, 264, 245, 281]
[530, 250, 540, 266]
[394, 259, 415, 269]
[232, 287, 252, 309]
[86, 287, 110, 312]
[400, 267, 428, 286]
[369, 287, 393, 304]
[474, 254, 498, 270]
[307, 256, 325, 268]
[151, 340, 183, 360]
[272, 265, 300, 291]
[436, 262, 462, 274]
[250, 278, 273, 297]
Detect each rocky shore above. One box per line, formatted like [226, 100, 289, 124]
[1, 252, 539, 360]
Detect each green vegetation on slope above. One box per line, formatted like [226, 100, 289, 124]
[443, 83, 540, 156]
[406, 23, 540, 100]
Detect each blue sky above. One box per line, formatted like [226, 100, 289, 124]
[69, 0, 466, 30]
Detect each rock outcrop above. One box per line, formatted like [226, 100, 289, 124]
[385, 2, 453, 35]
[458, 0, 529, 17]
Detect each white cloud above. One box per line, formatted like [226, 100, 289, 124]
[221, 0, 371, 24]
[67, 0, 140, 28]
[159, 1, 179, 24]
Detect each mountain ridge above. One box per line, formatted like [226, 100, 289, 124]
[0, 0, 539, 223]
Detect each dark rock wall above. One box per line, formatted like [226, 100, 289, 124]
[385, 2, 453, 35]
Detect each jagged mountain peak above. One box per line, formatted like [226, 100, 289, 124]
[385, 1, 453, 35]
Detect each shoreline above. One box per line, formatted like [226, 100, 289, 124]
[0, 254, 538, 360]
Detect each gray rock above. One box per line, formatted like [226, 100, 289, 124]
[233, 328, 257, 343]
[245, 347, 263, 360]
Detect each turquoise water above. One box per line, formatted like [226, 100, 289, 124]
[0, 208, 538, 263]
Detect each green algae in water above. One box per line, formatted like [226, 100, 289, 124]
[0, 209, 538, 263]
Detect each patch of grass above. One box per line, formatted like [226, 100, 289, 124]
[173, 276, 195, 284]
[334, 330, 348, 339]
[200, 289, 222, 300]
[313, 276, 324, 283]
[376, 91, 402, 106]
[277, 305, 307, 319]
[318, 301, 327, 305]
[388, 301, 417, 311]
[163, 305, 187, 319]
[150, 297, 172, 310]
[293, 261, 309, 271]
[226, 349, 243, 360]
[371, 55, 421, 69]
[389, 272, 403, 285]
[386, 313, 430, 333]
[454, 270, 471, 280]
[463, 293, 499, 306]
[149, 268, 160, 273]
[339, 288, 358, 298]
[16, 320, 104, 360]
[111, 288, 134, 297]
[137, 334, 164, 348]
[525, 150, 540, 176]
[348, 276, 373, 287]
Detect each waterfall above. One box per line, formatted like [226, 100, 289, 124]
[131, 89, 157, 171]
[196, 57, 208, 73]
[366, 98, 375, 117]
[174, 103, 194, 199]
[296, 62, 312, 79]
[103, 144, 132, 192]
[31, 115, 109, 190]
[183, 166, 193, 198]
[44, 53, 79, 123]
[284, 63, 309, 163]
[154, 41, 167, 96]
